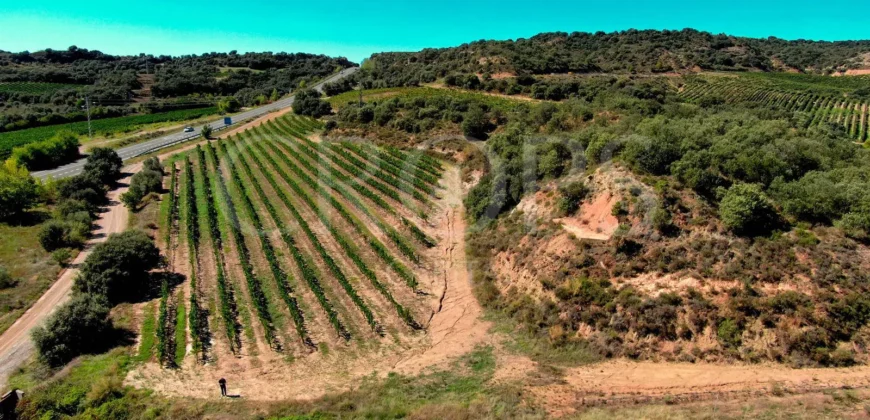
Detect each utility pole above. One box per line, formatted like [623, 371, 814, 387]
[83, 96, 93, 139]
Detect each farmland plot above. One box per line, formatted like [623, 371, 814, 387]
[681, 75, 870, 141]
[139, 114, 446, 374]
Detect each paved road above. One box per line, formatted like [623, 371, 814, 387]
[33, 67, 359, 180]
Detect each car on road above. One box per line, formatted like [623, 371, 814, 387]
[183, 126, 194, 132]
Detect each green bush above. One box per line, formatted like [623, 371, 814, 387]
[217, 97, 240, 114]
[0, 267, 18, 289]
[82, 147, 122, 185]
[74, 230, 162, 304]
[31, 293, 112, 367]
[557, 181, 588, 215]
[461, 105, 490, 138]
[39, 220, 74, 251]
[536, 142, 572, 179]
[621, 134, 680, 175]
[719, 183, 780, 236]
[51, 248, 73, 266]
[121, 159, 164, 209]
[717, 318, 742, 347]
[9, 130, 80, 170]
[293, 88, 331, 117]
[0, 160, 38, 220]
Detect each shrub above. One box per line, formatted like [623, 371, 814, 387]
[717, 318, 742, 347]
[0, 160, 38, 220]
[120, 162, 164, 209]
[0, 267, 18, 289]
[9, 130, 80, 170]
[82, 147, 122, 185]
[57, 175, 105, 210]
[51, 248, 73, 266]
[31, 293, 112, 367]
[536, 142, 572, 179]
[39, 220, 74, 251]
[217, 97, 240, 114]
[293, 88, 332, 117]
[74, 230, 162, 303]
[719, 183, 780, 236]
[557, 181, 588, 215]
[768, 291, 812, 315]
[621, 134, 681, 175]
[201, 125, 213, 139]
[827, 294, 870, 341]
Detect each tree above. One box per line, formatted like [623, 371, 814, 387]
[622, 134, 681, 175]
[0, 160, 38, 220]
[57, 174, 104, 210]
[270, 88, 279, 102]
[217, 97, 241, 114]
[83, 148, 122, 185]
[32, 293, 112, 367]
[74, 230, 162, 303]
[719, 183, 780, 236]
[293, 88, 332, 117]
[461, 105, 490, 139]
[201, 125, 213, 139]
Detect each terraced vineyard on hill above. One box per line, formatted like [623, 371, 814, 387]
[680, 74, 870, 141]
[144, 114, 442, 365]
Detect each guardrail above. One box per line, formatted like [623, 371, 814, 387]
[128, 123, 232, 159]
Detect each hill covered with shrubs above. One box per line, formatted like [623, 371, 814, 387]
[357, 29, 870, 88]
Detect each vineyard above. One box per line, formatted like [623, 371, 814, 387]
[143, 114, 443, 366]
[0, 81, 85, 95]
[680, 74, 870, 141]
[0, 107, 218, 158]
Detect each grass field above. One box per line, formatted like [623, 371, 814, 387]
[142, 113, 442, 366]
[0, 210, 69, 335]
[0, 107, 219, 159]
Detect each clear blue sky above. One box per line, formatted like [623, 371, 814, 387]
[2, 0, 870, 63]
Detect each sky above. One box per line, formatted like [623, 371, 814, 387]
[2, 0, 870, 63]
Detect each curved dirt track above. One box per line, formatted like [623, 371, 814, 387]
[0, 109, 292, 390]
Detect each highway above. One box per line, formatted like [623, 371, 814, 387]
[32, 66, 359, 180]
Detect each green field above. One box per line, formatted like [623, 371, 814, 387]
[143, 114, 441, 365]
[0, 82, 85, 95]
[0, 211, 68, 336]
[0, 107, 219, 159]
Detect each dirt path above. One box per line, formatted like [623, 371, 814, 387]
[393, 165, 493, 373]
[0, 171, 131, 390]
[525, 360, 870, 417]
[0, 108, 292, 391]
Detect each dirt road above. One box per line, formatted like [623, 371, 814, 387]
[0, 173, 131, 390]
[0, 108, 291, 391]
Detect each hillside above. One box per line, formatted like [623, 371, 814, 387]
[360, 29, 870, 88]
[323, 70, 870, 369]
[0, 46, 355, 134]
